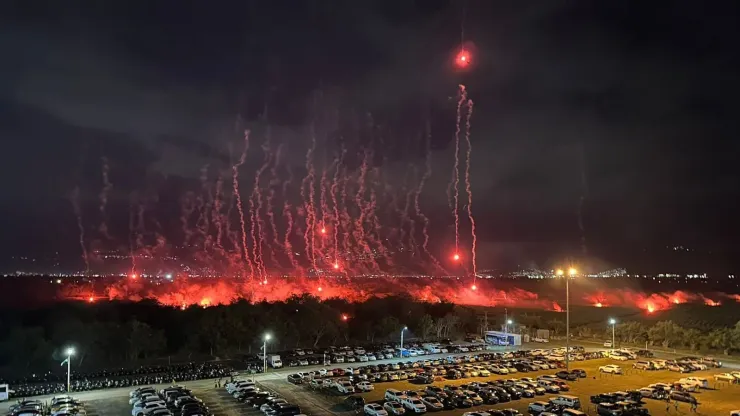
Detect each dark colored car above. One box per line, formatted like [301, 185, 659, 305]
[343, 396, 365, 410]
[571, 369, 587, 378]
[454, 396, 474, 408]
[479, 389, 500, 404]
[591, 393, 618, 405]
[414, 373, 434, 384]
[503, 386, 522, 400]
[556, 370, 578, 381]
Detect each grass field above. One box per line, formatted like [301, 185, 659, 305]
[324, 358, 739, 415]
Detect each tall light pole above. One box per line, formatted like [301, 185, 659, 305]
[263, 334, 271, 373]
[609, 318, 617, 352]
[62, 347, 75, 392]
[557, 267, 577, 371]
[505, 319, 513, 350]
[400, 326, 408, 355]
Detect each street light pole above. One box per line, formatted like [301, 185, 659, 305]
[263, 334, 271, 373]
[64, 347, 75, 393]
[400, 326, 408, 355]
[505, 319, 513, 351]
[609, 318, 616, 352]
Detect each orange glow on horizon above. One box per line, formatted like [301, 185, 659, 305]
[595, 302, 603, 308]
[88, 296, 94, 303]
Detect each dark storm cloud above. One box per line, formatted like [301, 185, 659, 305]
[0, 0, 738, 265]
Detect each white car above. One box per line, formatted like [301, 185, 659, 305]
[421, 396, 444, 411]
[383, 401, 406, 415]
[363, 403, 388, 416]
[132, 402, 166, 416]
[715, 373, 739, 383]
[336, 381, 355, 394]
[609, 353, 629, 361]
[401, 397, 426, 413]
[599, 365, 622, 374]
[355, 381, 374, 392]
[680, 377, 709, 389]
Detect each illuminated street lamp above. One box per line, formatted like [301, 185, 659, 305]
[609, 318, 617, 352]
[400, 326, 408, 354]
[62, 347, 75, 392]
[262, 334, 271, 372]
[505, 319, 513, 350]
[556, 267, 577, 370]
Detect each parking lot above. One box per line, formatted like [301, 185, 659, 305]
[4, 346, 739, 416]
[275, 351, 740, 416]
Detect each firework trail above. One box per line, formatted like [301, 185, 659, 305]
[368, 168, 392, 266]
[282, 165, 301, 272]
[98, 157, 112, 239]
[232, 130, 254, 278]
[463, 95, 478, 282]
[452, 86, 467, 257]
[70, 187, 89, 273]
[180, 191, 196, 247]
[266, 144, 284, 261]
[354, 150, 380, 272]
[339, 171, 354, 272]
[249, 140, 272, 281]
[302, 124, 319, 276]
[330, 149, 345, 269]
[212, 173, 225, 252]
[319, 166, 330, 256]
[196, 164, 212, 249]
[417, 118, 445, 272]
[128, 194, 137, 273]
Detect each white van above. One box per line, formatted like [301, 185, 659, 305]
[550, 395, 582, 410]
[0, 384, 9, 402]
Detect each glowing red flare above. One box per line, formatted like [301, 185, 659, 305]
[341, 314, 349, 321]
[455, 50, 471, 68]
[320, 227, 326, 234]
[130, 273, 138, 279]
[471, 284, 477, 290]
[88, 296, 94, 303]
[317, 286, 323, 292]
[333, 263, 340, 270]
[647, 304, 655, 313]
[453, 253, 460, 261]
[595, 302, 603, 308]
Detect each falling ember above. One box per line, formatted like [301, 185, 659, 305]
[317, 286, 323, 292]
[453, 253, 460, 261]
[263, 279, 268, 285]
[341, 314, 349, 321]
[333, 263, 340, 270]
[320, 227, 326, 234]
[471, 285, 477, 291]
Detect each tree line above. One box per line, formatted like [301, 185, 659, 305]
[1, 296, 738, 380]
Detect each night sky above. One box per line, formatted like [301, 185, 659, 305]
[1, 1, 739, 272]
